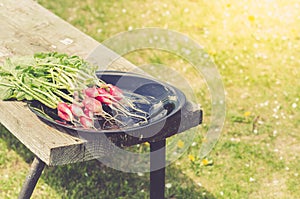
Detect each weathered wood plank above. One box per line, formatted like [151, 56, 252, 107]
[0, 0, 139, 71]
[0, 0, 139, 166]
[0, 101, 86, 165]
[0, 0, 98, 58]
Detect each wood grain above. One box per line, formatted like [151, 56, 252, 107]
[0, 101, 86, 165]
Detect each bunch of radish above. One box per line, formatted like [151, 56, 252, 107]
[0, 52, 148, 130]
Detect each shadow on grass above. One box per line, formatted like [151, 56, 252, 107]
[0, 124, 215, 199]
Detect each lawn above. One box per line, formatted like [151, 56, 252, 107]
[1, 0, 300, 198]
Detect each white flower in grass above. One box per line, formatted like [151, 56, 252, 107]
[273, 180, 279, 185]
[279, 156, 283, 160]
[165, 183, 172, 189]
[292, 103, 297, 108]
[285, 167, 289, 171]
[249, 177, 255, 182]
[258, 120, 264, 125]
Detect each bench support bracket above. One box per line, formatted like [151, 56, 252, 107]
[150, 139, 166, 199]
[18, 157, 45, 199]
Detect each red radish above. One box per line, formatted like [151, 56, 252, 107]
[82, 97, 103, 114]
[70, 104, 85, 117]
[84, 107, 94, 119]
[96, 88, 112, 104]
[108, 84, 123, 100]
[57, 102, 73, 122]
[97, 87, 110, 95]
[84, 87, 99, 98]
[79, 116, 94, 128]
[58, 110, 72, 121]
[96, 95, 112, 105]
[97, 87, 111, 97]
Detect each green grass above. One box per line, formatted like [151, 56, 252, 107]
[1, 0, 300, 198]
[0, 125, 211, 199]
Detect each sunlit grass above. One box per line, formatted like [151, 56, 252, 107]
[0, 0, 299, 198]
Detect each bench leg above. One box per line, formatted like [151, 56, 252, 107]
[18, 157, 45, 199]
[150, 139, 166, 199]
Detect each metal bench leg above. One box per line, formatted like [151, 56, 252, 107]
[18, 157, 45, 199]
[150, 139, 166, 199]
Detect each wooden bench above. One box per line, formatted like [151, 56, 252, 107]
[0, 1, 202, 198]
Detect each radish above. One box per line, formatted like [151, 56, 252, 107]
[96, 95, 112, 105]
[84, 107, 94, 119]
[70, 104, 85, 117]
[79, 116, 94, 129]
[96, 87, 112, 104]
[57, 102, 73, 122]
[97, 87, 110, 95]
[82, 97, 103, 114]
[84, 87, 99, 98]
[107, 84, 123, 100]
[58, 110, 72, 121]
